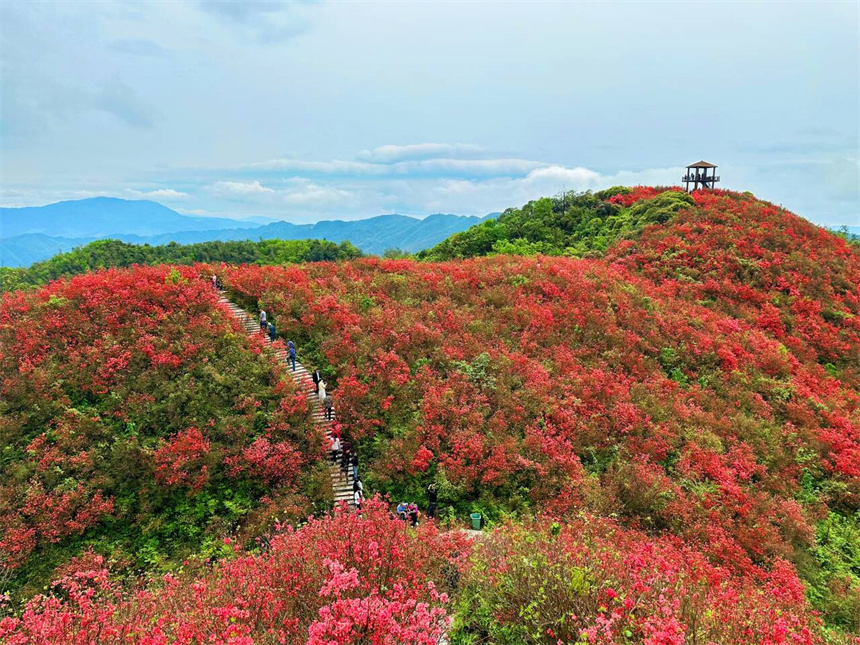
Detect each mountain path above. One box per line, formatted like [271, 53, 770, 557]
[218, 292, 355, 507]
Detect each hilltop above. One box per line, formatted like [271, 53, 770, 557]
[1, 188, 858, 643]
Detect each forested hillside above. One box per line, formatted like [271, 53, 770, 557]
[0, 238, 361, 293]
[419, 186, 695, 260]
[1, 189, 859, 644]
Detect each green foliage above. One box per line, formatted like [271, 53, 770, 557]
[627, 190, 694, 225]
[419, 188, 690, 261]
[452, 352, 498, 391]
[808, 512, 860, 632]
[0, 238, 363, 292]
[382, 248, 412, 259]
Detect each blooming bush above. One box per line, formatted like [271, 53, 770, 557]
[0, 266, 321, 599]
[0, 499, 467, 645]
[2, 189, 859, 638]
[453, 516, 828, 645]
[219, 193, 860, 630]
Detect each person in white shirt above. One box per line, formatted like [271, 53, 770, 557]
[330, 435, 341, 464]
[353, 486, 363, 513]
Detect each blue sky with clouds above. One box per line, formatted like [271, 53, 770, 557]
[1, 0, 858, 227]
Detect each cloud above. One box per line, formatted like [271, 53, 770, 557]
[128, 188, 190, 200]
[108, 38, 169, 58]
[247, 155, 548, 179]
[249, 158, 383, 175]
[358, 143, 483, 163]
[391, 158, 548, 177]
[197, 0, 316, 42]
[97, 77, 159, 128]
[283, 181, 352, 206]
[208, 180, 275, 196]
[523, 165, 603, 187]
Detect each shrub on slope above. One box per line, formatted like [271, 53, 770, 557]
[221, 257, 859, 595]
[0, 238, 362, 293]
[607, 189, 860, 373]
[2, 501, 840, 645]
[418, 186, 691, 261]
[0, 500, 465, 645]
[454, 516, 825, 644]
[0, 266, 321, 600]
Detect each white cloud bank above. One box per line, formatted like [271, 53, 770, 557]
[183, 145, 684, 221]
[208, 180, 275, 196]
[128, 188, 189, 200]
[3, 144, 687, 222]
[358, 143, 483, 163]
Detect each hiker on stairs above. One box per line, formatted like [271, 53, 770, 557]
[259, 309, 267, 331]
[330, 435, 341, 465]
[324, 393, 334, 420]
[267, 321, 276, 343]
[340, 444, 351, 476]
[353, 478, 364, 514]
[287, 340, 297, 371]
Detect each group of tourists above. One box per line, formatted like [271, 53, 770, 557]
[328, 423, 364, 508]
[258, 309, 297, 370]
[212, 275, 446, 522]
[394, 484, 439, 527]
[211, 278, 367, 514]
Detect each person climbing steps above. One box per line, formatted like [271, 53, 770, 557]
[287, 340, 297, 371]
[324, 393, 334, 420]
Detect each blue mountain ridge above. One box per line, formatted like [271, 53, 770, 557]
[0, 197, 498, 267]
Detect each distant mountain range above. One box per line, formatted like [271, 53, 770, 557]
[0, 198, 497, 267]
[0, 197, 262, 239]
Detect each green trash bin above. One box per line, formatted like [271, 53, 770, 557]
[470, 513, 482, 531]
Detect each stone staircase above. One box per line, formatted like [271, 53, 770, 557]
[218, 293, 355, 507]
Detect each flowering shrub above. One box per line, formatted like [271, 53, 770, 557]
[2, 189, 859, 638]
[0, 266, 320, 599]
[220, 197, 860, 630]
[453, 517, 829, 645]
[222, 254, 859, 561]
[2, 506, 850, 644]
[608, 189, 860, 371]
[0, 499, 467, 644]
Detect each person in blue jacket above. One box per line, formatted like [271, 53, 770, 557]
[287, 340, 297, 370]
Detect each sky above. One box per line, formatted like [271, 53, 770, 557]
[1, 0, 858, 227]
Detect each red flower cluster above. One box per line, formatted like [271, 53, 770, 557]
[0, 499, 466, 645]
[220, 249, 859, 574]
[0, 266, 319, 587]
[608, 189, 860, 370]
[458, 516, 826, 644]
[607, 185, 682, 207]
[1, 503, 841, 645]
